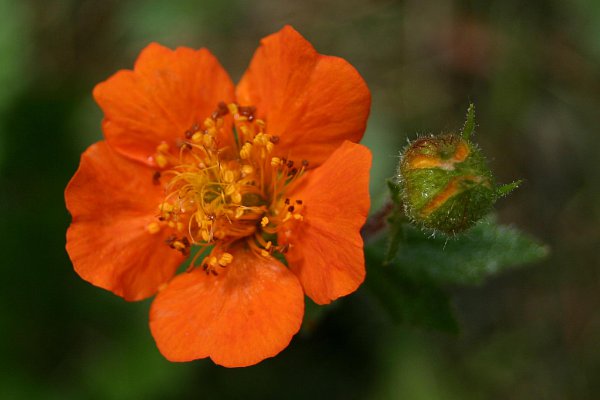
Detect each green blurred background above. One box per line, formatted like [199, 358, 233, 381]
[1, 0, 599, 398]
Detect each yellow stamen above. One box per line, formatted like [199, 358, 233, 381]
[155, 102, 310, 268]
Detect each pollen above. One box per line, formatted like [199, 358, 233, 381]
[153, 102, 308, 273]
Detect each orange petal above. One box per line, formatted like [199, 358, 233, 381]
[94, 43, 235, 166]
[281, 141, 372, 304]
[236, 26, 371, 167]
[65, 141, 185, 301]
[149, 245, 304, 367]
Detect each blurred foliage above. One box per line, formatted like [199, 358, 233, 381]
[390, 217, 547, 285]
[1, 0, 600, 399]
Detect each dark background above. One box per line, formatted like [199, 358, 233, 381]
[1, 0, 599, 398]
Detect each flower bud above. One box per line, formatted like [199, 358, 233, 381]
[398, 132, 497, 234]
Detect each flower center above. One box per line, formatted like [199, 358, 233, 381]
[147, 102, 307, 274]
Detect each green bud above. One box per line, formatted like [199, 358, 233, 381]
[396, 105, 516, 234]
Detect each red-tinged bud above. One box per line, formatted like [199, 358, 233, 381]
[397, 104, 518, 234]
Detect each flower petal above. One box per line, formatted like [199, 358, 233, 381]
[149, 246, 304, 367]
[281, 141, 372, 304]
[94, 43, 235, 166]
[65, 141, 184, 301]
[236, 26, 371, 167]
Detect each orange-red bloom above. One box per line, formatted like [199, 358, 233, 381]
[65, 26, 371, 367]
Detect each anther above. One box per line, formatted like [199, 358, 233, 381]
[302, 160, 309, 167]
[228, 103, 238, 115]
[155, 154, 168, 168]
[146, 222, 161, 234]
[270, 136, 280, 144]
[241, 165, 254, 175]
[240, 142, 253, 159]
[238, 105, 256, 117]
[288, 205, 295, 212]
[235, 207, 244, 219]
[231, 192, 242, 204]
[202, 134, 213, 147]
[204, 118, 215, 128]
[157, 142, 169, 153]
[192, 132, 202, 142]
[223, 170, 235, 183]
[217, 101, 229, 116]
[218, 252, 233, 266]
[152, 171, 161, 185]
[261, 216, 269, 227]
[160, 202, 173, 213]
[225, 184, 236, 196]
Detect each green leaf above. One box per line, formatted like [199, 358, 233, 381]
[366, 249, 459, 333]
[390, 217, 548, 285]
[386, 178, 402, 204]
[460, 103, 476, 139]
[496, 180, 523, 197]
[384, 178, 407, 263]
[384, 213, 404, 264]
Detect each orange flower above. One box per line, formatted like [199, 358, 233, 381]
[65, 26, 371, 367]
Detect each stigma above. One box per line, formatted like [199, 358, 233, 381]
[150, 102, 307, 274]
